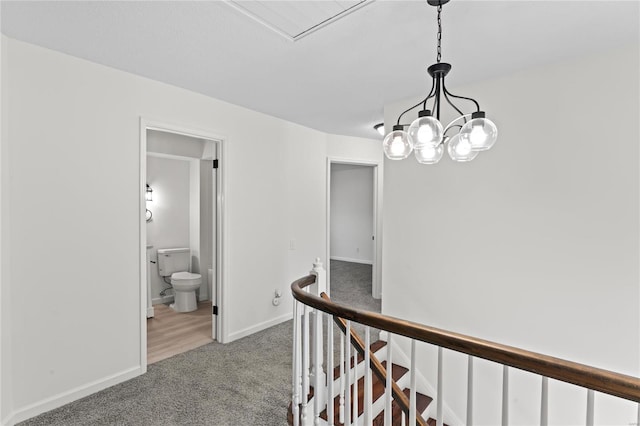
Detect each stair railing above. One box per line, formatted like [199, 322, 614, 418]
[291, 259, 640, 426]
[321, 292, 428, 426]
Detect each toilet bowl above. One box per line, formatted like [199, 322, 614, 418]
[169, 271, 202, 313]
[156, 248, 201, 313]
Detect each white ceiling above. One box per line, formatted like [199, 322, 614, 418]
[1, 1, 638, 139]
[225, 1, 371, 40]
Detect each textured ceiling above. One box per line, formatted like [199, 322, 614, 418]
[1, 1, 638, 139]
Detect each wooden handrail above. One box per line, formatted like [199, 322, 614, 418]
[321, 292, 428, 426]
[292, 275, 640, 403]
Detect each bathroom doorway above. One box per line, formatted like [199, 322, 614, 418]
[139, 119, 226, 371]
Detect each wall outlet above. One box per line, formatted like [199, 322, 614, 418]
[356, 247, 360, 253]
[289, 239, 296, 250]
[273, 288, 282, 306]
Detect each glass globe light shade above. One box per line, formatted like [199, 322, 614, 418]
[383, 128, 413, 160]
[414, 142, 443, 164]
[447, 134, 479, 162]
[408, 111, 443, 148]
[459, 114, 498, 151]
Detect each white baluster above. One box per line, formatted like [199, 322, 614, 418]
[502, 365, 509, 426]
[313, 309, 322, 425]
[540, 376, 548, 426]
[292, 301, 300, 426]
[339, 330, 345, 424]
[467, 356, 474, 426]
[310, 259, 326, 417]
[327, 315, 334, 426]
[410, 340, 416, 426]
[437, 347, 443, 426]
[385, 335, 393, 426]
[345, 320, 352, 426]
[364, 326, 372, 425]
[353, 335, 358, 425]
[586, 389, 594, 426]
[301, 304, 310, 423]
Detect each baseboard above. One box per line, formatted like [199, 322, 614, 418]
[329, 256, 373, 265]
[151, 295, 174, 305]
[9, 366, 142, 425]
[2, 412, 16, 426]
[152, 294, 209, 306]
[227, 313, 292, 342]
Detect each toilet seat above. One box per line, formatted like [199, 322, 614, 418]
[171, 272, 202, 289]
[171, 271, 201, 281]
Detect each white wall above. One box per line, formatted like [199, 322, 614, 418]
[188, 157, 200, 283]
[382, 45, 639, 424]
[147, 130, 206, 158]
[146, 155, 191, 303]
[199, 159, 214, 301]
[0, 36, 382, 424]
[0, 35, 13, 425]
[330, 164, 374, 263]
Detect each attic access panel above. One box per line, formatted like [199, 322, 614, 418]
[225, 0, 372, 41]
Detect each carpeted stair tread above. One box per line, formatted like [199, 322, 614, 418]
[332, 340, 388, 380]
[372, 388, 432, 426]
[320, 361, 408, 424]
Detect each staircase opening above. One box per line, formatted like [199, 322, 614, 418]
[290, 260, 640, 426]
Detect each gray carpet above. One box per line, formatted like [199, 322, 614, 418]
[329, 260, 380, 313]
[326, 260, 381, 361]
[20, 260, 379, 426]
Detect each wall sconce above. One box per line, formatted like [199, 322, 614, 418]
[145, 184, 153, 222]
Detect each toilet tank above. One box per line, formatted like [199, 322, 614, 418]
[157, 248, 190, 277]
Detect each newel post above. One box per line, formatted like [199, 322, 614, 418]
[309, 258, 327, 420]
[311, 257, 327, 294]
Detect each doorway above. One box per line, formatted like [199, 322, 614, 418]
[326, 158, 381, 299]
[139, 119, 226, 372]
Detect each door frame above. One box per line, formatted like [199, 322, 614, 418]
[139, 117, 229, 373]
[326, 157, 382, 298]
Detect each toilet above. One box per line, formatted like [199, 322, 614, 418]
[157, 248, 201, 313]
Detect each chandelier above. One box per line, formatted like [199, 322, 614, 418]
[381, 0, 497, 164]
